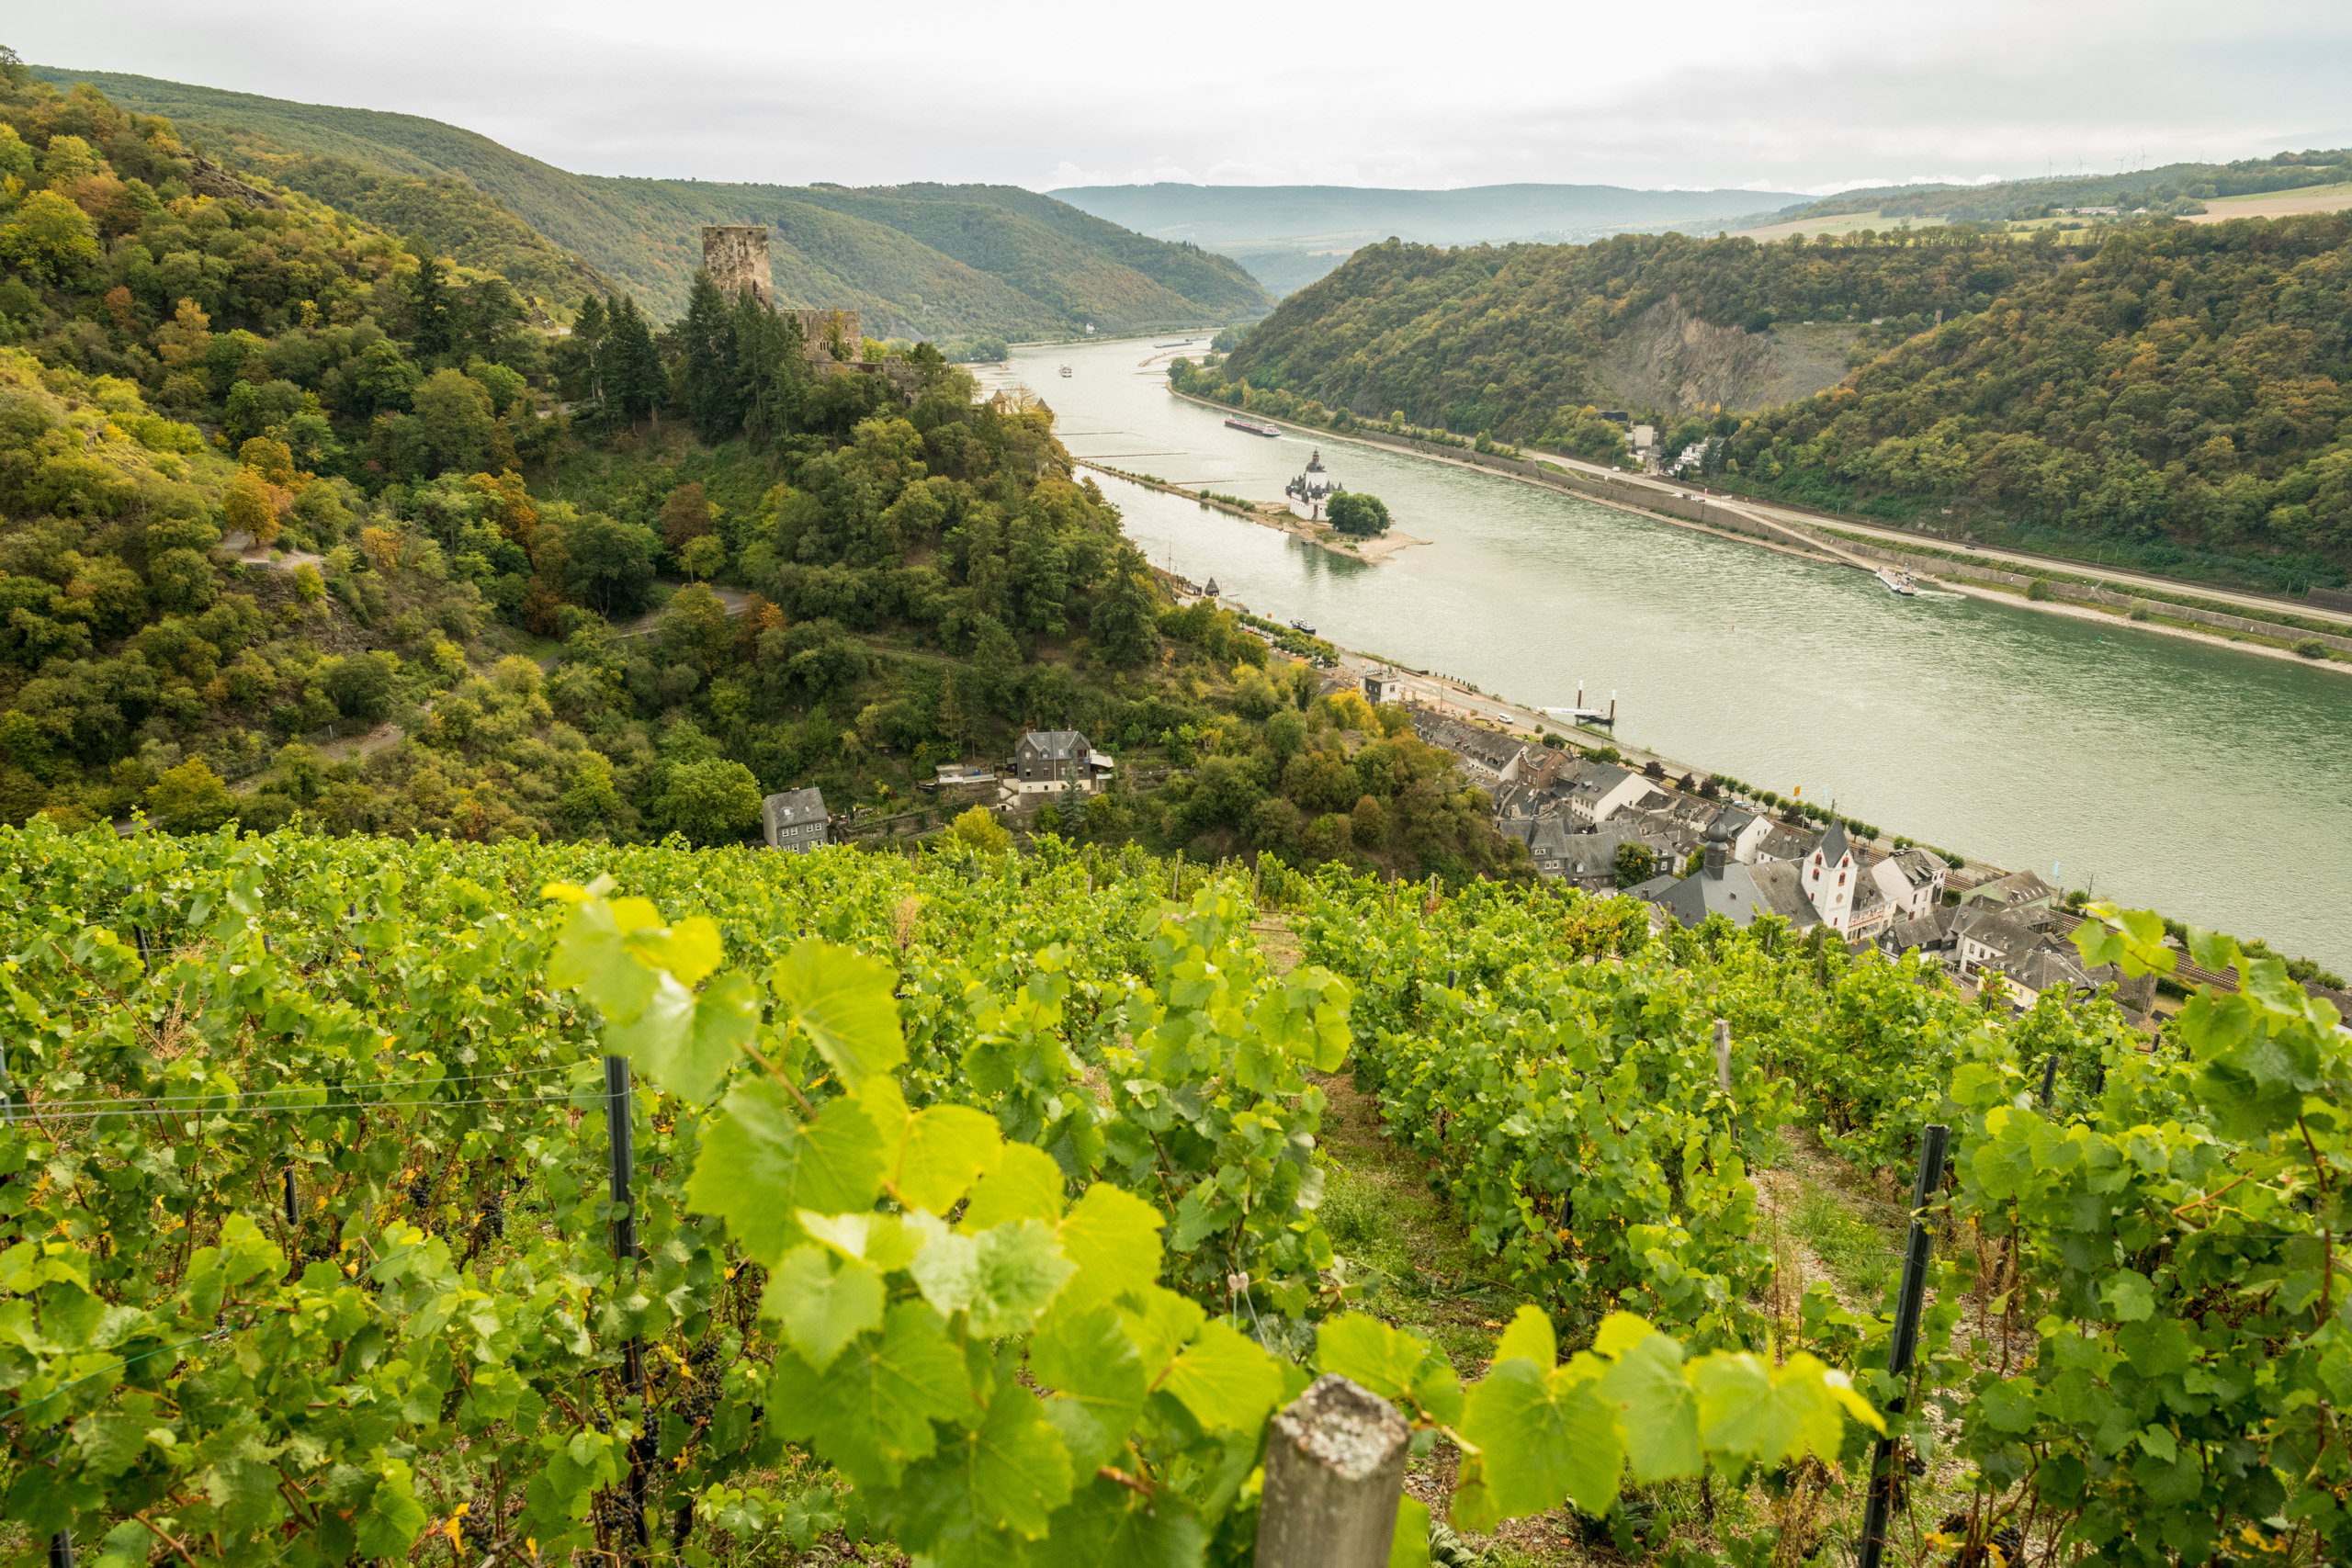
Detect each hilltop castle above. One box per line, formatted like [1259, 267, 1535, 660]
[700, 227, 913, 395]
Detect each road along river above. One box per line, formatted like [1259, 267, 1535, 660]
[994, 336, 2352, 970]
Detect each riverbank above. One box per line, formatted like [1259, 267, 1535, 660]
[1169, 387, 2352, 674]
[1077, 457, 1429, 564]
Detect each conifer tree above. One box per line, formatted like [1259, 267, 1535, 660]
[680, 271, 741, 443]
[605, 296, 664, 425]
[571, 293, 609, 412]
[738, 297, 809, 452]
[409, 249, 455, 363]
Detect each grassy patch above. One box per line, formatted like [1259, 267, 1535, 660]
[1791, 1185, 1902, 1304]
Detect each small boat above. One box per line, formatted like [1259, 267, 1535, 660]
[1289, 618, 1317, 636]
[1226, 418, 1280, 437]
[1876, 567, 1917, 596]
[1058, 365, 1072, 378]
[1153, 338, 1194, 348]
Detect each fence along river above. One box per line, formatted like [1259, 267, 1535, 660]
[1001, 334, 2352, 972]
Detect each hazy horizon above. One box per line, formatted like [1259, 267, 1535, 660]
[14, 2, 2352, 197]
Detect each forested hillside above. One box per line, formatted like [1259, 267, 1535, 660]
[31, 66, 1272, 332]
[1213, 215, 2352, 588]
[0, 63, 1514, 876]
[1753, 146, 2352, 229]
[1220, 227, 2072, 436]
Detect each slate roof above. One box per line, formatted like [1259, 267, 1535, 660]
[1647, 866, 1761, 928]
[1747, 861, 1822, 928]
[763, 787, 828, 829]
[1816, 820, 1851, 866]
[1753, 823, 1818, 863]
[1018, 730, 1091, 761]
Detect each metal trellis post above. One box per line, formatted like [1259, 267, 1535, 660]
[1857, 1122, 1951, 1568]
[605, 1054, 648, 1555]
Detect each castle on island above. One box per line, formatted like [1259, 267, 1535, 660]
[702, 225, 922, 401]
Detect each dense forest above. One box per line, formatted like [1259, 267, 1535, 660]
[1220, 227, 2075, 437]
[34, 66, 1273, 333]
[0, 62, 1518, 877]
[1212, 215, 2352, 589]
[1719, 216, 2352, 584]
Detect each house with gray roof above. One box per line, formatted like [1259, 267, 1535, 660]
[1870, 846, 1949, 920]
[1960, 869, 2057, 911]
[1638, 823, 1820, 933]
[1013, 730, 1114, 795]
[762, 787, 831, 853]
[1708, 806, 1770, 863]
[1560, 761, 1650, 827]
[1752, 820, 1818, 864]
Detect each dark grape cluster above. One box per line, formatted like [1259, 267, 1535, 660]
[481, 1189, 505, 1239]
[407, 1177, 432, 1210]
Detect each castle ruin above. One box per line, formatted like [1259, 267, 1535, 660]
[698, 227, 922, 402]
[701, 226, 774, 308]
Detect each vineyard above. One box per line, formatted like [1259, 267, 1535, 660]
[0, 822, 2343, 1567]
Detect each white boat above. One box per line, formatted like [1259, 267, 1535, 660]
[1058, 365, 1072, 378]
[1876, 567, 1917, 596]
[1226, 418, 1281, 437]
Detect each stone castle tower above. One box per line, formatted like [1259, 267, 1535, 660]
[701, 226, 774, 307]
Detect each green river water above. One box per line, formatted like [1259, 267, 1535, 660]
[1005, 337, 2352, 971]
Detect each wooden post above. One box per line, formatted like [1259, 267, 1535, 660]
[1254, 1374, 1411, 1568]
[1713, 1018, 1732, 1092]
[1857, 1122, 1950, 1568]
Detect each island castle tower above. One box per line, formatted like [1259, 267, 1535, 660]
[701, 226, 774, 308]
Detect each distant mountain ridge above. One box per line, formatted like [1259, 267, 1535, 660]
[31, 66, 1272, 333]
[1049, 181, 1811, 296]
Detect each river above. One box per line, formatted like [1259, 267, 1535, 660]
[998, 337, 2352, 971]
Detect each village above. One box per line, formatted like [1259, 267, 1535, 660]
[747, 643, 2352, 1035]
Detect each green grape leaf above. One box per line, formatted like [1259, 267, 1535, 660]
[1031, 1474, 1204, 1568]
[1597, 1332, 1701, 1482]
[963, 1142, 1068, 1231]
[546, 895, 656, 1024]
[1051, 1182, 1164, 1318]
[763, 1246, 885, 1372]
[1121, 1286, 1207, 1382]
[1030, 1304, 1148, 1470]
[2102, 1270, 2155, 1323]
[802, 1210, 919, 1271]
[1410, 1361, 1465, 1428]
[1690, 1351, 1869, 1468]
[352, 1459, 429, 1559]
[633, 913, 723, 987]
[1389, 1493, 1431, 1568]
[1492, 1303, 1556, 1371]
[1459, 1356, 1623, 1520]
[891, 1381, 1075, 1558]
[895, 1103, 1004, 1214]
[912, 1218, 1075, 1337]
[1161, 1319, 1283, 1433]
[1317, 1313, 1430, 1400]
[772, 938, 904, 1089]
[685, 1080, 885, 1266]
[768, 1300, 972, 1489]
[2185, 925, 2240, 976]
[601, 969, 694, 1080]
[676, 969, 761, 1101]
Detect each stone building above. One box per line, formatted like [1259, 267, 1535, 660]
[762, 787, 829, 852]
[701, 227, 774, 308]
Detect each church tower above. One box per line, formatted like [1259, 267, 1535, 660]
[1804, 820, 1858, 931]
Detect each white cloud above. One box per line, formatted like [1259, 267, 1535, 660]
[15, 0, 2351, 196]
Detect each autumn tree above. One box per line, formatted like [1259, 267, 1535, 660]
[661, 482, 717, 552]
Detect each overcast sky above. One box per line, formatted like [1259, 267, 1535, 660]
[17, 1, 2352, 194]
